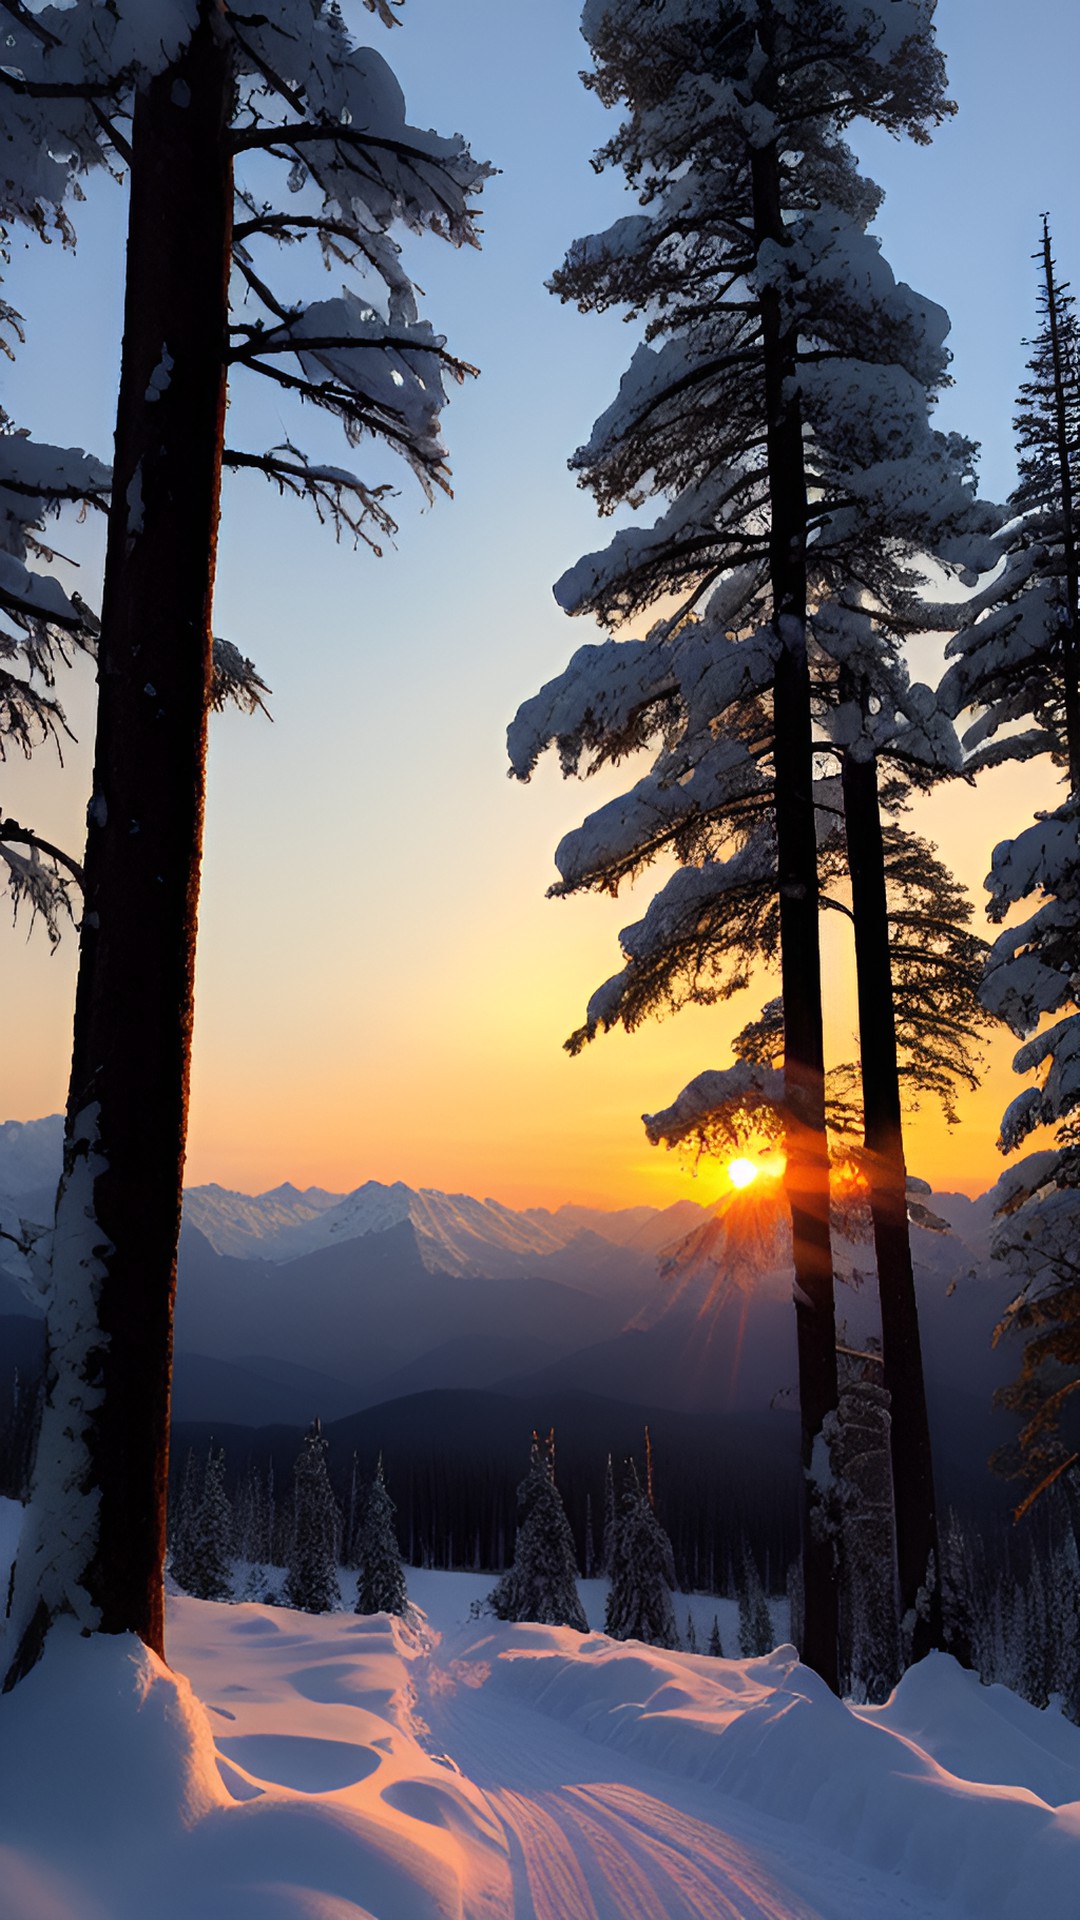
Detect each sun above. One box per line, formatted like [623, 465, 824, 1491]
[726, 1157, 760, 1190]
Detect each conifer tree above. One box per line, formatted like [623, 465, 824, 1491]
[171, 1447, 233, 1604]
[167, 1448, 202, 1593]
[355, 1456, 408, 1618]
[685, 1610, 698, 1654]
[0, 404, 107, 939]
[736, 1543, 773, 1659]
[490, 1432, 587, 1632]
[605, 1460, 678, 1649]
[940, 223, 1080, 1514]
[708, 1614, 724, 1659]
[943, 218, 1080, 792]
[1050, 1528, 1080, 1721]
[513, 0, 974, 1691]
[2, 0, 488, 1688]
[285, 1420, 341, 1616]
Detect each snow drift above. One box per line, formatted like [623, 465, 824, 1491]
[1, 1544, 1079, 1920]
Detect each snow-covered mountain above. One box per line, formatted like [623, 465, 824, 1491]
[181, 1181, 344, 1260]
[182, 1175, 708, 1278]
[0, 1116, 709, 1277]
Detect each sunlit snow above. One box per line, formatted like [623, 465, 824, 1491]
[1, 1506, 1078, 1920]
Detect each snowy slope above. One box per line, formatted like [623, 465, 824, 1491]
[186, 1179, 669, 1276]
[181, 1180, 344, 1259]
[1, 1553, 1078, 1920]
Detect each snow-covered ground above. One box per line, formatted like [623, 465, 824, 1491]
[1, 1526, 1079, 1920]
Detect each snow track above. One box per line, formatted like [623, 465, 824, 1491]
[409, 1619, 946, 1920]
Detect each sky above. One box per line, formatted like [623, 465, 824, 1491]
[1, 0, 1077, 1210]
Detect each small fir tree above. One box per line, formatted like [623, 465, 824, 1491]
[355, 1457, 408, 1618]
[707, 1614, 724, 1659]
[172, 1446, 233, 1603]
[167, 1448, 201, 1589]
[737, 1544, 773, 1659]
[685, 1611, 698, 1654]
[489, 1432, 587, 1632]
[605, 1460, 678, 1649]
[285, 1419, 341, 1615]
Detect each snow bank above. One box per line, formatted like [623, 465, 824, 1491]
[457, 1622, 1080, 1918]
[0, 1599, 509, 1920]
[3, 1582, 1079, 1919]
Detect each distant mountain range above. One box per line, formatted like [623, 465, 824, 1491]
[0, 1113, 1018, 1513]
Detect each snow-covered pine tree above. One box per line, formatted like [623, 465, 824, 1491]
[171, 1447, 234, 1603]
[736, 1543, 772, 1659]
[355, 1456, 408, 1618]
[489, 1432, 587, 1632]
[605, 1459, 678, 1649]
[941, 218, 1080, 794]
[512, 0, 979, 1692]
[285, 1420, 341, 1615]
[939, 225, 1080, 1521]
[166, 1448, 202, 1594]
[0, 398, 108, 939]
[2, 1, 488, 1688]
[708, 1613, 724, 1659]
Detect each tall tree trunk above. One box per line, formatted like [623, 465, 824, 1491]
[1041, 217, 1080, 795]
[4, 11, 233, 1687]
[841, 739, 943, 1662]
[750, 109, 839, 1686]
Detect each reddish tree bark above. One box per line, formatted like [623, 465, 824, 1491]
[842, 743, 943, 1661]
[4, 12, 235, 1685]
[750, 110, 839, 1690]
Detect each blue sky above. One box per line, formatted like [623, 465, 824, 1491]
[2, 0, 1076, 1204]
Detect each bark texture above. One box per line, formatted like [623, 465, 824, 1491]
[842, 744, 943, 1660]
[751, 115, 839, 1691]
[6, 13, 235, 1679]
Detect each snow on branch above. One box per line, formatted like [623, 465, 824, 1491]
[643, 1060, 786, 1152]
[0, 822, 80, 946]
[552, 733, 768, 897]
[223, 442, 398, 552]
[210, 639, 270, 718]
[508, 604, 776, 785]
[566, 829, 777, 1052]
[985, 804, 1080, 921]
[230, 291, 472, 495]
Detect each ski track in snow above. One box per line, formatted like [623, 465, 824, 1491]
[406, 1621, 944, 1920]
